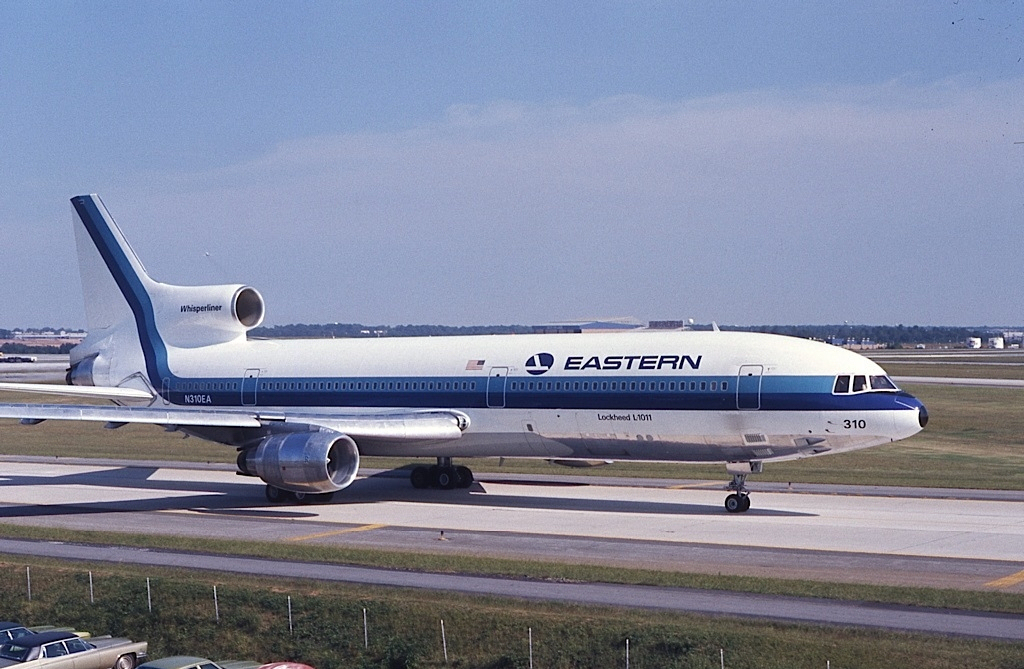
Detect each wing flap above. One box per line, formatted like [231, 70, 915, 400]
[288, 410, 466, 442]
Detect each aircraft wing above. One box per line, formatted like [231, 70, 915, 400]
[0, 401, 466, 441]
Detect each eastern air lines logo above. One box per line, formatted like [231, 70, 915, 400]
[525, 353, 555, 375]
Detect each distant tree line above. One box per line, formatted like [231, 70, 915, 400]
[250, 323, 536, 338]
[0, 328, 80, 354]
[0, 323, 1010, 352]
[722, 324, 997, 347]
[0, 342, 77, 354]
[252, 322, 1001, 347]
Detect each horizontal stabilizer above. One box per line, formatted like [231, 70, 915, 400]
[0, 403, 262, 428]
[0, 382, 155, 401]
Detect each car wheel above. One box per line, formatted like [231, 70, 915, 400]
[115, 654, 136, 669]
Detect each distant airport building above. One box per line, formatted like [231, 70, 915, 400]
[966, 337, 983, 349]
[828, 337, 883, 350]
[988, 337, 1005, 349]
[647, 320, 693, 330]
[1002, 331, 1024, 347]
[532, 318, 644, 334]
[12, 329, 86, 341]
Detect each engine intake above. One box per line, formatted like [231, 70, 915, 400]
[240, 430, 360, 494]
[153, 283, 265, 348]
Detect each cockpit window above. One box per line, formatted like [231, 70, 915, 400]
[870, 375, 898, 391]
[834, 374, 899, 394]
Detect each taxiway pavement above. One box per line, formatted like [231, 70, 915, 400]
[0, 459, 1022, 594]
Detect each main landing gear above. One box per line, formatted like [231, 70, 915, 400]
[264, 485, 335, 504]
[410, 457, 474, 490]
[724, 461, 762, 513]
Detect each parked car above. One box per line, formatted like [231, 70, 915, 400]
[1, 623, 89, 643]
[138, 658, 313, 669]
[0, 631, 146, 669]
[24, 628, 89, 640]
[0, 626, 30, 644]
[137, 658, 256, 669]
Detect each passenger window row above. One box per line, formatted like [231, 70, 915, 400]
[260, 380, 479, 392]
[508, 379, 728, 392]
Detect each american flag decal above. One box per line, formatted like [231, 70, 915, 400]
[465, 359, 485, 370]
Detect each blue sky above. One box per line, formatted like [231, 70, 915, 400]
[2, 1, 1022, 328]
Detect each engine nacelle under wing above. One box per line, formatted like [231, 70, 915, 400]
[240, 430, 359, 494]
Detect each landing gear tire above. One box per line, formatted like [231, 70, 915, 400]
[725, 493, 751, 513]
[435, 466, 459, 490]
[410, 466, 431, 489]
[265, 485, 286, 503]
[455, 465, 473, 488]
[409, 463, 475, 490]
[291, 491, 310, 504]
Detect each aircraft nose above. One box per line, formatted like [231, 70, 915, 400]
[898, 391, 928, 429]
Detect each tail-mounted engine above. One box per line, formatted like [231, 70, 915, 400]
[152, 283, 265, 348]
[238, 429, 360, 494]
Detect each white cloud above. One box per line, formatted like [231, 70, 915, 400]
[51, 77, 1024, 326]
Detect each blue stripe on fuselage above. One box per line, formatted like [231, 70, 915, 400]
[164, 371, 915, 412]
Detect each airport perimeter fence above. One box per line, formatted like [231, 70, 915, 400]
[2, 562, 1011, 669]
[5, 563, 767, 669]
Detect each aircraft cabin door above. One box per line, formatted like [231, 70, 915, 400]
[736, 364, 763, 410]
[487, 367, 508, 408]
[242, 369, 260, 406]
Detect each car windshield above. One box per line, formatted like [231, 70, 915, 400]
[0, 643, 32, 662]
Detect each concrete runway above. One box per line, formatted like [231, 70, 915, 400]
[0, 458, 1022, 594]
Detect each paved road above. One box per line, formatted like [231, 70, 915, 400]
[1, 537, 1022, 642]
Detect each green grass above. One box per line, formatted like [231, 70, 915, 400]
[2, 557, 1023, 669]
[883, 363, 1024, 380]
[2, 523, 1022, 616]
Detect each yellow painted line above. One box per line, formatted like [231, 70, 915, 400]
[289, 523, 387, 542]
[667, 482, 721, 489]
[985, 569, 1024, 589]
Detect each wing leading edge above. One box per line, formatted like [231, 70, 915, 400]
[0, 401, 466, 441]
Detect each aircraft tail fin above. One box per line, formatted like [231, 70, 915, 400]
[71, 195, 156, 334]
[68, 195, 266, 389]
